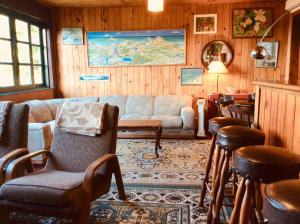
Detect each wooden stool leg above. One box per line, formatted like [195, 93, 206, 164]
[207, 149, 225, 224]
[212, 150, 231, 224]
[212, 145, 221, 188]
[239, 178, 254, 224]
[254, 182, 264, 224]
[229, 177, 246, 224]
[233, 171, 238, 197]
[199, 134, 216, 206]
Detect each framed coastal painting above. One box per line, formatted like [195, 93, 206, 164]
[232, 8, 273, 38]
[194, 14, 217, 34]
[62, 28, 83, 45]
[87, 29, 186, 67]
[255, 41, 279, 68]
[181, 68, 204, 85]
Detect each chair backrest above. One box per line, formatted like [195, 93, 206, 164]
[248, 93, 256, 102]
[215, 95, 235, 117]
[0, 103, 29, 158]
[46, 105, 119, 172]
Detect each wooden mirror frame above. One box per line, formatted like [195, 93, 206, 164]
[201, 40, 234, 69]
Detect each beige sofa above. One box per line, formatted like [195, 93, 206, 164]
[25, 95, 195, 160]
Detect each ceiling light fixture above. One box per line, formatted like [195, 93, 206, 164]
[148, 0, 164, 12]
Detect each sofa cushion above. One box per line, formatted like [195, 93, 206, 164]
[44, 97, 99, 120]
[151, 115, 183, 128]
[44, 99, 67, 119]
[68, 97, 99, 103]
[26, 100, 52, 123]
[154, 95, 193, 116]
[46, 120, 56, 134]
[121, 114, 151, 120]
[126, 96, 154, 116]
[99, 96, 127, 117]
[0, 169, 84, 207]
[28, 123, 52, 152]
[28, 111, 36, 123]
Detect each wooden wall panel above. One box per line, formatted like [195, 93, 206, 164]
[254, 83, 300, 155]
[53, 1, 289, 98]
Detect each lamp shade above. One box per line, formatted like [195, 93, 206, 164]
[207, 61, 229, 74]
[148, 0, 164, 12]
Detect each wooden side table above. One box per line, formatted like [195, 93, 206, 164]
[118, 120, 162, 158]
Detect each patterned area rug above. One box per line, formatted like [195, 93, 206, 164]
[117, 139, 211, 187]
[9, 139, 230, 224]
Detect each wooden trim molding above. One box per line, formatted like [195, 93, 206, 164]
[0, 88, 54, 102]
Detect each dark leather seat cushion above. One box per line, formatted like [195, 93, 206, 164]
[0, 169, 84, 207]
[263, 179, 300, 224]
[217, 126, 265, 150]
[208, 117, 248, 134]
[234, 145, 300, 182]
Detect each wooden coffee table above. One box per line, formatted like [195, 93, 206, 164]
[118, 120, 162, 158]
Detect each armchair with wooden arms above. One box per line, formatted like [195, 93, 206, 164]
[0, 104, 126, 224]
[0, 103, 31, 186]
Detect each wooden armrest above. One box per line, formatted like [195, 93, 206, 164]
[83, 154, 117, 195]
[5, 150, 50, 181]
[0, 148, 29, 184]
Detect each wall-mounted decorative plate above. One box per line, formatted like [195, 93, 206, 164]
[201, 40, 234, 69]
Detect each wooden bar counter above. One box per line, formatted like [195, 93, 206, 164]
[253, 81, 300, 155]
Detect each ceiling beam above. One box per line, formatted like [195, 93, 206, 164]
[35, 0, 283, 8]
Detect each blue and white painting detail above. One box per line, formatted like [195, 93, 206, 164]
[181, 68, 204, 85]
[80, 75, 110, 81]
[87, 29, 186, 66]
[62, 28, 83, 45]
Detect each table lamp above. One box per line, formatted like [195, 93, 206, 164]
[208, 61, 229, 93]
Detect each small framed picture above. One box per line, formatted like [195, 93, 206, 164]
[181, 68, 204, 85]
[80, 74, 110, 81]
[62, 28, 83, 45]
[255, 41, 279, 68]
[194, 14, 217, 34]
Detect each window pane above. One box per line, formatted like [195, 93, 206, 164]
[0, 64, 14, 87]
[15, 19, 29, 42]
[0, 14, 10, 39]
[17, 43, 30, 63]
[19, 65, 32, 85]
[32, 46, 41, 64]
[34, 66, 43, 84]
[31, 25, 40, 45]
[0, 40, 12, 63]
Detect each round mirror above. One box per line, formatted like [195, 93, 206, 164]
[201, 40, 234, 69]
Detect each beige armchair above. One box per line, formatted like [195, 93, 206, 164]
[0, 104, 125, 224]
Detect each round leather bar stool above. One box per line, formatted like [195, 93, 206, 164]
[229, 146, 300, 224]
[264, 179, 300, 224]
[207, 126, 265, 224]
[199, 117, 248, 206]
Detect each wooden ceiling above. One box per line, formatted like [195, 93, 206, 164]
[35, 0, 280, 8]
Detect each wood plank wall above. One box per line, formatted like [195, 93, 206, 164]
[255, 83, 300, 155]
[52, 1, 289, 98]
